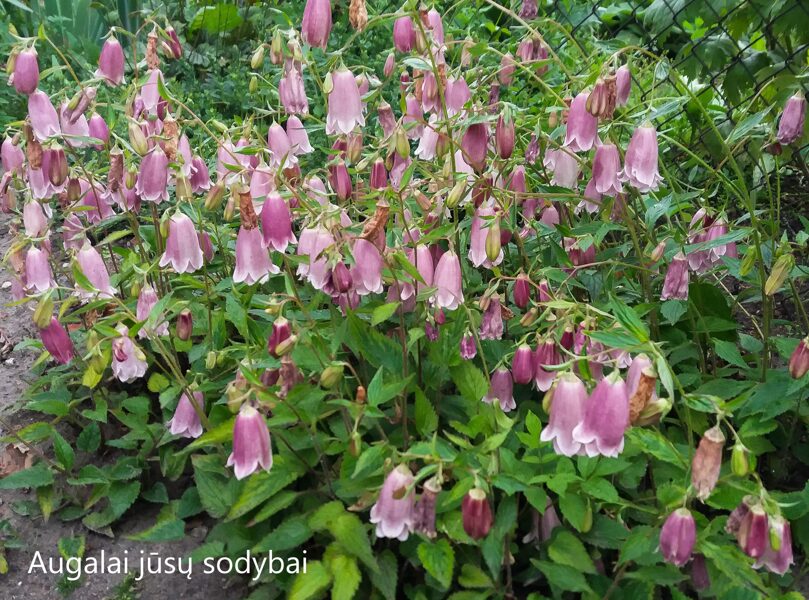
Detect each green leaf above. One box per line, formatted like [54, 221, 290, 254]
[76, 422, 101, 453]
[193, 456, 239, 519]
[450, 362, 489, 403]
[126, 505, 185, 542]
[532, 559, 592, 593]
[371, 302, 400, 325]
[627, 428, 687, 468]
[188, 4, 244, 34]
[0, 463, 54, 490]
[457, 563, 493, 589]
[609, 296, 649, 343]
[252, 514, 312, 553]
[548, 530, 596, 574]
[227, 455, 306, 520]
[147, 372, 170, 393]
[352, 444, 388, 479]
[713, 339, 748, 369]
[366, 368, 413, 407]
[329, 554, 361, 600]
[417, 538, 454, 590]
[25, 398, 69, 417]
[369, 550, 397, 600]
[289, 560, 331, 600]
[581, 478, 620, 503]
[414, 387, 438, 435]
[187, 417, 236, 450]
[52, 431, 75, 471]
[330, 513, 379, 574]
[660, 299, 688, 325]
[618, 526, 660, 566]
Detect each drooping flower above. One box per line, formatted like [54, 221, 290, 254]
[616, 65, 631, 106]
[479, 295, 504, 340]
[483, 367, 515, 412]
[28, 90, 61, 141]
[75, 242, 116, 300]
[96, 35, 125, 85]
[111, 325, 148, 383]
[1, 137, 24, 173]
[541, 372, 588, 456]
[461, 122, 489, 172]
[190, 156, 212, 193]
[167, 391, 204, 439]
[754, 515, 793, 575]
[400, 244, 433, 301]
[88, 113, 109, 149]
[351, 238, 384, 295]
[234, 225, 278, 284]
[572, 370, 629, 457]
[469, 203, 504, 268]
[369, 465, 416, 540]
[622, 123, 662, 192]
[260, 192, 296, 253]
[23, 201, 49, 238]
[227, 404, 273, 479]
[564, 92, 598, 152]
[445, 77, 471, 116]
[627, 353, 658, 424]
[160, 213, 204, 274]
[140, 69, 163, 116]
[279, 61, 309, 115]
[659, 509, 696, 567]
[24, 246, 55, 294]
[326, 68, 365, 135]
[736, 502, 770, 559]
[462, 488, 493, 540]
[691, 424, 724, 501]
[591, 143, 623, 196]
[777, 92, 806, 145]
[513, 274, 531, 309]
[789, 337, 809, 379]
[135, 146, 170, 203]
[38, 317, 74, 364]
[393, 16, 416, 52]
[661, 252, 689, 301]
[136, 284, 169, 338]
[495, 113, 515, 159]
[460, 332, 477, 360]
[301, 0, 332, 49]
[512, 344, 535, 384]
[285, 116, 313, 155]
[267, 317, 292, 358]
[12, 48, 39, 95]
[413, 478, 441, 539]
[533, 338, 561, 392]
[297, 226, 335, 291]
[432, 251, 463, 310]
[545, 148, 580, 189]
[267, 122, 297, 169]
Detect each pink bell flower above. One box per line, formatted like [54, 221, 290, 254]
[777, 92, 806, 145]
[545, 148, 580, 189]
[136, 146, 170, 203]
[160, 213, 204, 274]
[39, 317, 75, 364]
[267, 122, 297, 169]
[136, 284, 169, 338]
[234, 225, 278, 284]
[591, 143, 623, 195]
[260, 192, 296, 253]
[479, 295, 504, 340]
[190, 156, 212, 192]
[227, 404, 273, 479]
[445, 77, 471, 116]
[483, 367, 515, 412]
[468, 203, 503, 268]
[79, 178, 115, 223]
[285, 116, 313, 155]
[512, 344, 535, 384]
[351, 238, 384, 295]
[623, 123, 662, 192]
[432, 251, 463, 310]
[96, 35, 125, 85]
[564, 92, 598, 152]
[495, 113, 515, 159]
[28, 90, 61, 141]
[572, 370, 629, 457]
[167, 391, 204, 439]
[461, 122, 489, 172]
[754, 515, 793, 575]
[462, 488, 493, 540]
[297, 226, 335, 290]
[790, 337, 809, 380]
[659, 508, 697, 567]
[75, 242, 116, 300]
[534, 338, 561, 392]
[369, 465, 415, 540]
[301, 0, 332, 49]
[279, 61, 309, 115]
[326, 68, 365, 135]
[140, 69, 163, 116]
[111, 325, 147, 383]
[393, 16, 416, 52]
[460, 333, 477, 360]
[541, 372, 588, 456]
[25, 246, 55, 294]
[23, 201, 49, 238]
[2, 137, 24, 172]
[403, 94, 425, 139]
[616, 65, 631, 106]
[661, 252, 689, 301]
[88, 113, 110, 149]
[400, 244, 433, 300]
[12, 48, 39, 95]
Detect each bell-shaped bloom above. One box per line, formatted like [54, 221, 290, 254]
[661, 252, 689, 301]
[572, 370, 629, 457]
[39, 317, 74, 364]
[432, 251, 463, 310]
[446, 77, 471, 116]
[227, 404, 273, 479]
[754, 516, 793, 575]
[25, 246, 55, 294]
[777, 92, 806, 145]
[545, 148, 580, 189]
[59, 102, 89, 148]
[413, 478, 441, 539]
[75, 242, 116, 300]
[78, 178, 115, 223]
[190, 156, 212, 193]
[498, 53, 516, 86]
[297, 226, 335, 290]
[479, 296, 504, 340]
[370, 157, 388, 190]
[460, 333, 477, 360]
[136, 147, 170, 203]
[62, 214, 87, 252]
[351, 238, 384, 295]
[279, 61, 309, 115]
[267, 317, 292, 358]
[687, 210, 737, 273]
[176, 309, 193, 341]
[28, 90, 61, 141]
[425, 9, 444, 44]
[393, 16, 416, 52]
[616, 65, 631, 106]
[495, 114, 515, 159]
[136, 284, 169, 338]
[234, 225, 278, 284]
[541, 372, 588, 456]
[112, 325, 147, 382]
[790, 337, 809, 379]
[512, 344, 535, 384]
[326, 68, 364, 135]
[400, 244, 433, 300]
[160, 213, 204, 274]
[659, 509, 696, 567]
[285, 116, 313, 155]
[23, 201, 49, 238]
[369, 465, 415, 540]
[737, 503, 770, 559]
[140, 69, 163, 116]
[462, 488, 493, 540]
[167, 391, 204, 439]
[513, 274, 531, 308]
[260, 192, 296, 253]
[88, 113, 109, 149]
[691, 424, 725, 501]
[403, 94, 424, 139]
[461, 122, 489, 171]
[267, 122, 297, 169]
[301, 0, 332, 49]
[520, 0, 539, 18]
[623, 123, 662, 192]
[421, 71, 441, 114]
[534, 338, 561, 392]
[483, 367, 515, 412]
[96, 35, 125, 85]
[12, 48, 39, 95]
[564, 92, 598, 152]
[469, 204, 503, 268]
[2, 137, 24, 173]
[591, 143, 623, 195]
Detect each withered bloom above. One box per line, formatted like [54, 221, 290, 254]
[691, 425, 725, 501]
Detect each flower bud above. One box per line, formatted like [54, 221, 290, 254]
[47, 145, 68, 187]
[349, 431, 362, 456]
[204, 180, 226, 211]
[223, 194, 236, 221]
[691, 425, 725, 501]
[320, 363, 344, 389]
[12, 48, 39, 95]
[650, 240, 666, 263]
[205, 351, 217, 370]
[128, 121, 149, 156]
[462, 488, 492, 540]
[495, 113, 515, 159]
[512, 344, 535, 384]
[249, 76, 258, 93]
[383, 52, 395, 78]
[267, 317, 292, 358]
[33, 295, 54, 329]
[789, 337, 809, 379]
[731, 442, 750, 477]
[274, 334, 297, 357]
[270, 32, 283, 65]
[251, 46, 265, 69]
[67, 177, 82, 203]
[659, 508, 696, 567]
[485, 217, 502, 263]
[355, 385, 366, 404]
[513, 274, 531, 309]
[176, 308, 193, 341]
[520, 307, 539, 327]
[446, 179, 466, 209]
[764, 253, 794, 296]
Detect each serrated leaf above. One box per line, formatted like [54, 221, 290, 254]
[226, 455, 306, 520]
[548, 530, 596, 574]
[289, 560, 331, 600]
[0, 463, 54, 490]
[369, 550, 397, 600]
[418, 538, 454, 590]
[126, 504, 185, 541]
[147, 372, 170, 393]
[329, 554, 361, 600]
[371, 302, 400, 325]
[532, 559, 592, 593]
[331, 513, 379, 574]
[52, 431, 75, 471]
[76, 422, 101, 453]
[450, 362, 489, 403]
[414, 387, 438, 435]
[713, 339, 748, 369]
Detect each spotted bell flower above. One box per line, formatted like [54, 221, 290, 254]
[279, 61, 309, 115]
[661, 252, 689, 301]
[659, 509, 697, 567]
[351, 238, 384, 296]
[622, 123, 662, 192]
[591, 143, 623, 196]
[25, 246, 55, 294]
[167, 392, 204, 439]
[564, 91, 598, 152]
[483, 367, 515, 412]
[39, 317, 75, 364]
[541, 372, 588, 456]
[136, 146, 170, 203]
[112, 325, 147, 383]
[12, 48, 39, 95]
[75, 242, 116, 300]
[28, 90, 61, 142]
[572, 370, 629, 457]
[160, 213, 204, 274]
[468, 203, 503, 269]
[462, 488, 493, 540]
[460, 333, 477, 360]
[461, 122, 489, 172]
[545, 148, 580, 189]
[301, 0, 332, 49]
[260, 192, 296, 253]
[136, 284, 169, 338]
[326, 68, 365, 135]
[369, 465, 415, 540]
[96, 35, 125, 85]
[777, 92, 806, 145]
[227, 404, 273, 479]
[432, 251, 463, 310]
